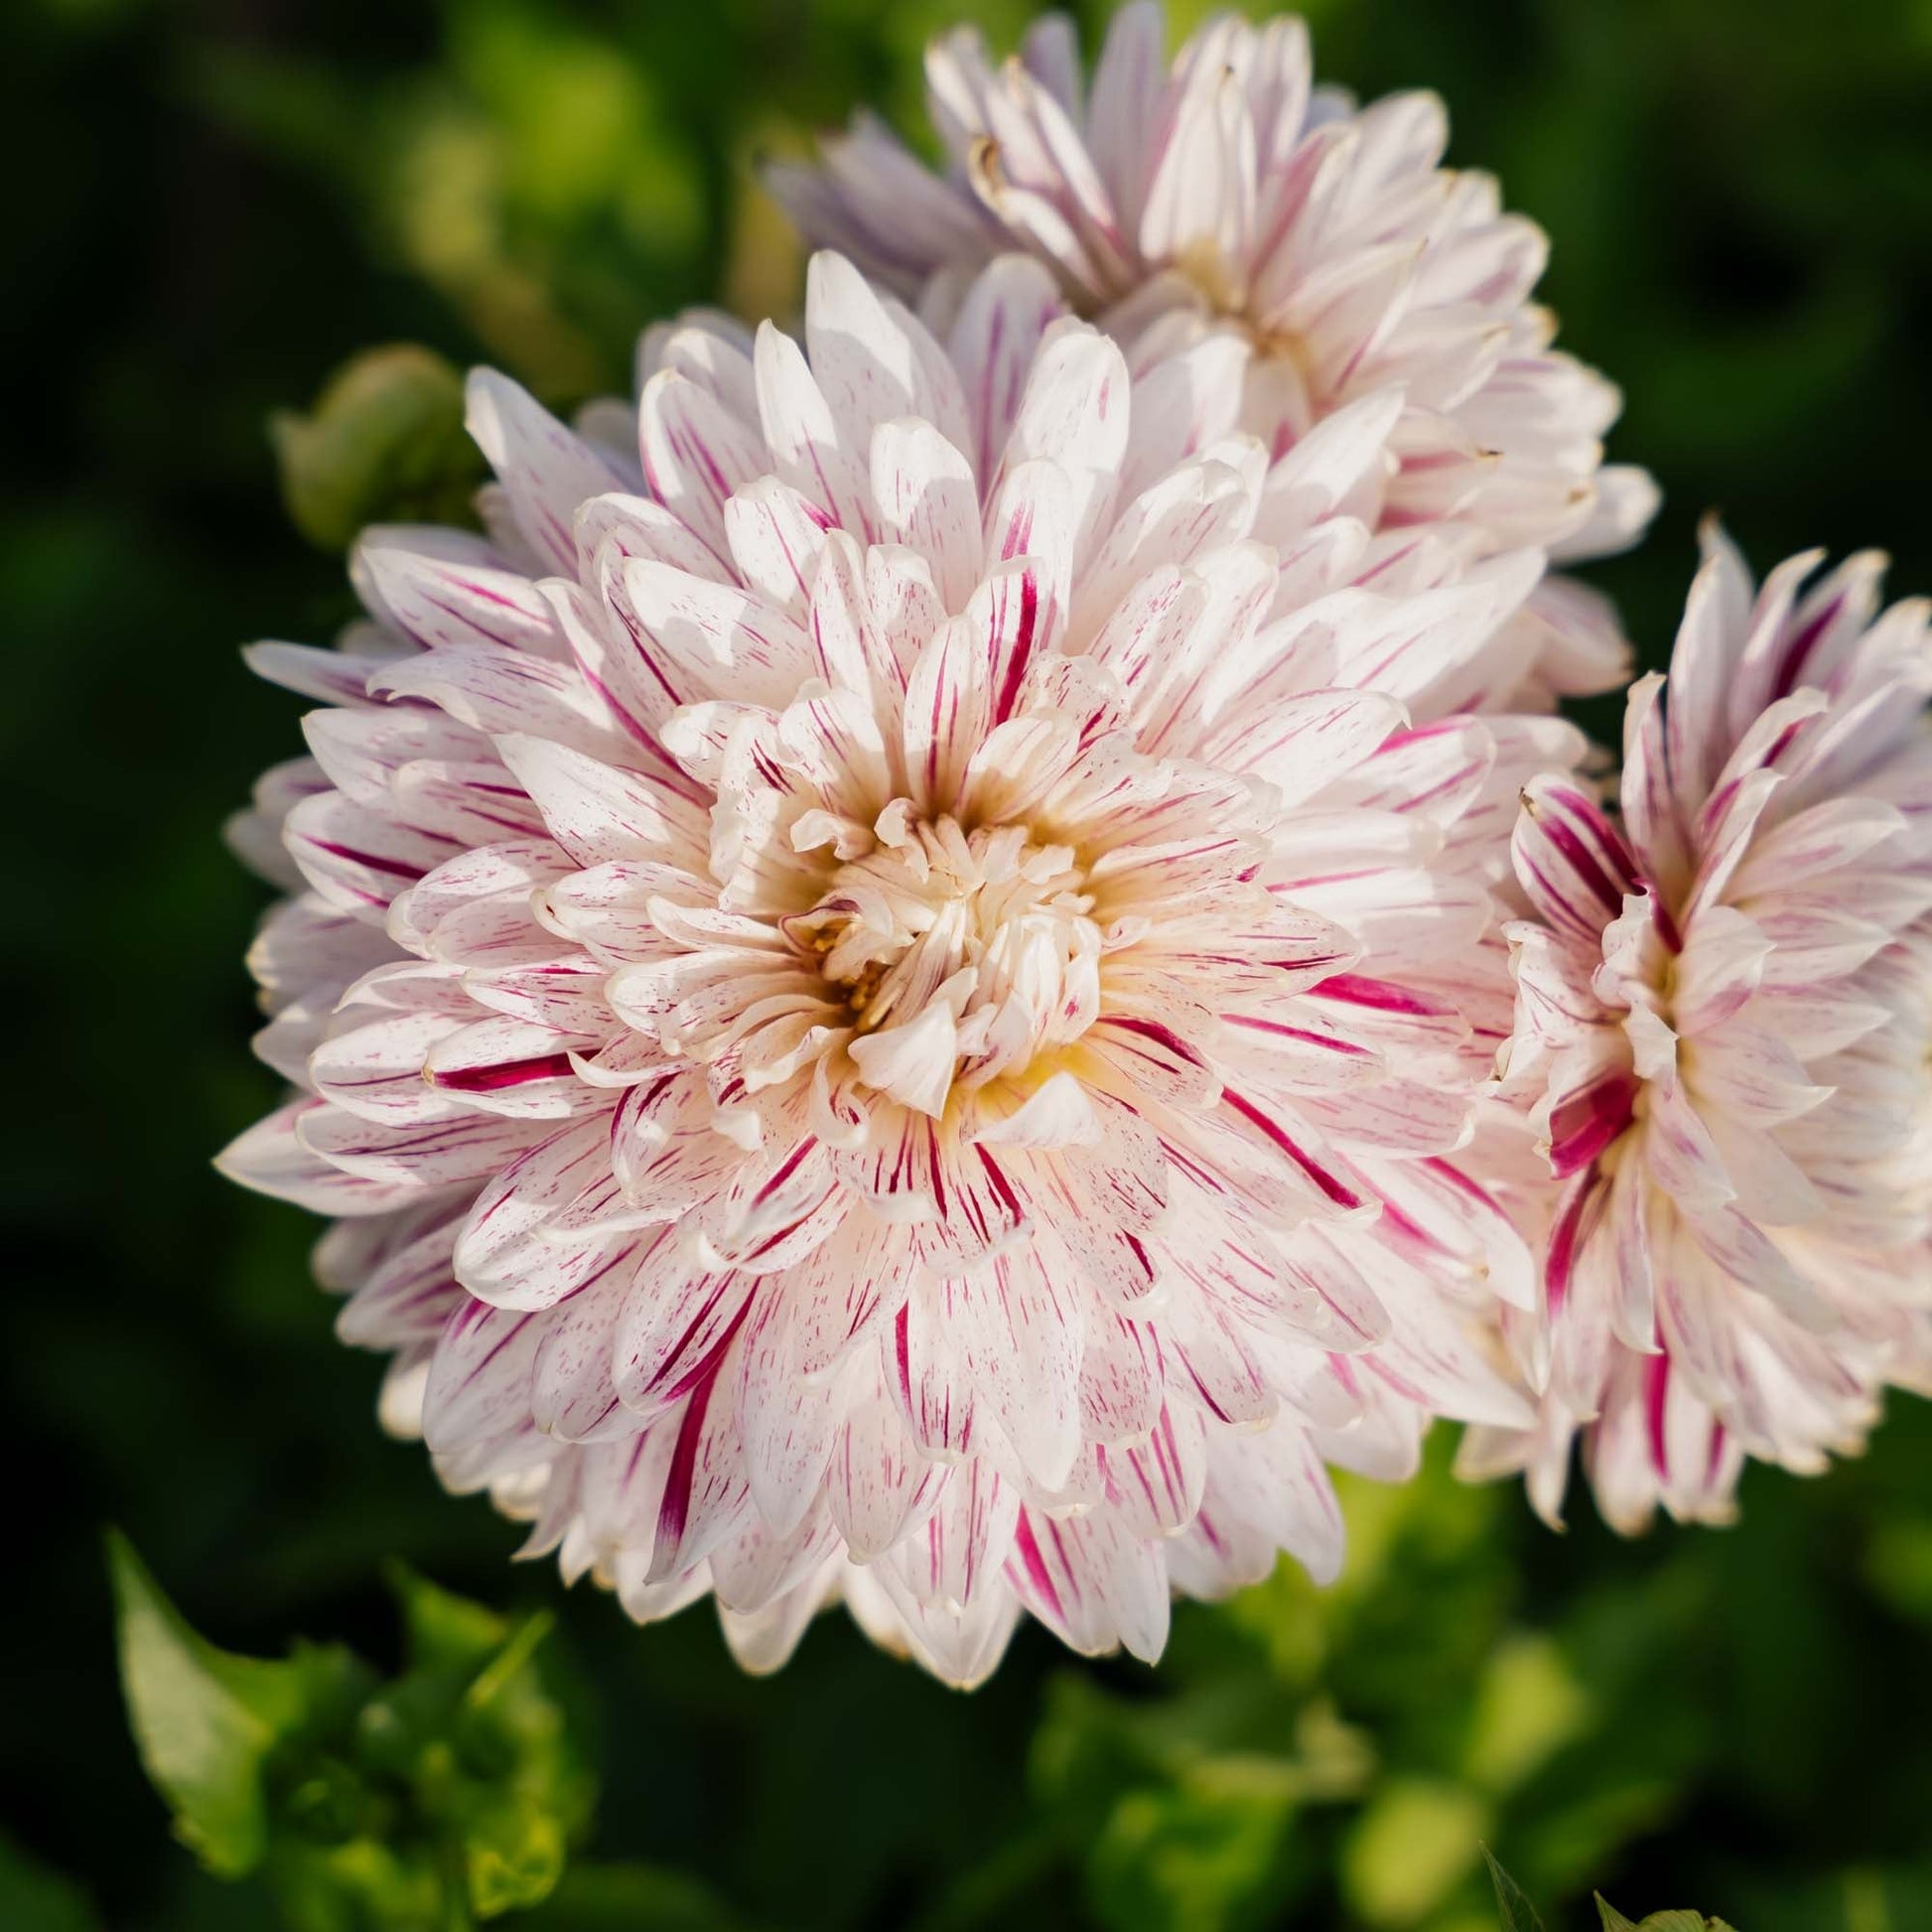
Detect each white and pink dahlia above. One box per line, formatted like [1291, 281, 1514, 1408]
[1464, 528, 1932, 1531]
[768, 1, 1657, 687]
[218, 249, 1558, 1685]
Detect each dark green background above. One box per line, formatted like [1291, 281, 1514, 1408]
[3, 0, 1930, 1926]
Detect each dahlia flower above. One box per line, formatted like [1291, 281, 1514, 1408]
[220, 248, 1553, 1685]
[767, 2, 1658, 702]
[1462, 527, 1932, 1530]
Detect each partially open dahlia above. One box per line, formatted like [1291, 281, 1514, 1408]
[768, 2, 1657, 704]
[1464, 527, 1932, 1531]
[220, 249, 1560, 1683]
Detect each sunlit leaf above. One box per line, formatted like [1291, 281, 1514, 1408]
[107, 1530, 308, 1878]
[1596, 1904, 1738, 1932]
[1483, 1847, 1546, 1932]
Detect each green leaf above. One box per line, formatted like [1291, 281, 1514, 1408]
[386, 1562, 511, 1678]
[107, 1530, 309, 1879]
[1597, 1907, 1737, 1932]
[465, 1609, 556, 1717]
[1482, 1847, 1546, 1932]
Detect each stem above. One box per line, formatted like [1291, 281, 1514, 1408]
[439, 1837, 475, 1932]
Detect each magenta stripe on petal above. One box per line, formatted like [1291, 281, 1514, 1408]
[1009, 1510, 1064, 1619]
[1534, 802, 1636, 916]
[990, 568, 1041, 728]
[1376, 1200, 1444, 1255]
[1548, 1071, 1638, 1177]
[1768, 599, 1838, 702]
[656, 1364, 720, 1553]
[307, 838, 429, 882]
[1311, 973, 1449, 1017]
[1222, 1090, 1364, 1209]
[1642, 882, 1685, 955]
[428, 1051, 579, 1093]
[1643, 1351, 1671, 1479]
[1227, 1014, 1374, 1056]
[1545, 1169, 1607, 1315]
[662, 1283, 756, 1406]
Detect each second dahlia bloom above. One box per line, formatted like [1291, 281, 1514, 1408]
[1464, 528, 1932, 1530]
[220, 251, 1546, 1685]
[768, 3, 1657, 611]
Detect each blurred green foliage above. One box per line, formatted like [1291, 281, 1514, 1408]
[112, 1537, 596, 1926]
[2, 0, 1930, 1928]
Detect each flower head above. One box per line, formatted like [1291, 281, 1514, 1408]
[768, 3, 1657, 625]
[1465, 527, 1932, 1530]
[221, 250, 1553, 1683]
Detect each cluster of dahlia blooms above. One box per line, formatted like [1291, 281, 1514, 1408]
[218, 7, 1931, 1685]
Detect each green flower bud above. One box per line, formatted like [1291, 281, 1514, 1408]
[269, 345, 485, 551]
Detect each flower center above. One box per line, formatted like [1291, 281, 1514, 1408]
[789, 812, 1103, 1115]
